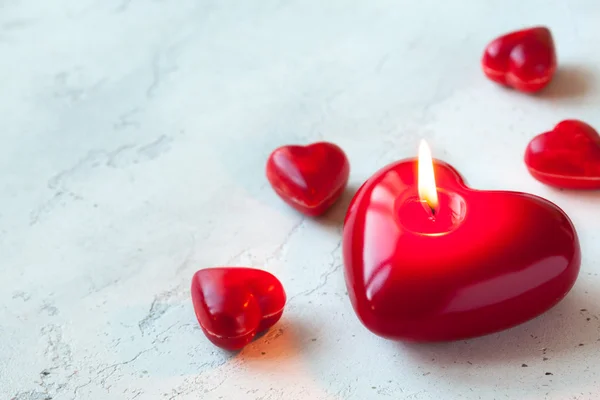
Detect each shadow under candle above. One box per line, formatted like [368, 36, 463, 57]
[315, 184, 360, 229]
[535, 65, 595, 101]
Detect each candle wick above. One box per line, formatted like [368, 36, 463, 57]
[430, 205, 436, 216]
[420, 199, 437, 220]
[427, 204, 437, 222]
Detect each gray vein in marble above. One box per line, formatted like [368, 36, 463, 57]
[225, 247, 253, 265]
[166, 373, 229, 400]
[137, 135, 173, 160]
[1, 19, 34, 31]
[292, 263, 343, 301]
[113, 108, 141, 131]
[115, 0, 133, 13]
[40, 302, 59, 317]
[83, 276, 125, 299]
[95, 347, 155, 391]
[175, 235, 197, 274]
[41, 324, 72, 368]
[12, 291, 32, 302]
[146, 53, 179, 98]
[10, 390, 52, 400]
[12, 324, 78, 400]
[129, 390, 144, 400]
[289, 240, 342, 301]
[72, 380, 92, 398]
[264, 217, 305, 265]
[138, 285, 184, 335]
[375, 53, 390, 74]
[151, 322, 179, 345]
[52, 70, 105, 104]
[30, 135, 173, 225]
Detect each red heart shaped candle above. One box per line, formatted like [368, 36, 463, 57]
[343, 142, 580, 341]
[266, 142, 350, 216]
[482, 26, 557, 93]
[191, 267, 286, 350]
[525, 120, 600, 189]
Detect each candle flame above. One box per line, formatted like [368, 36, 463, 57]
[418, 139, 439, 211]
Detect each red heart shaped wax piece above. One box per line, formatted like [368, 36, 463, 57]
[191, 267, 286, 351]
[482, 26, 557, 93]
[525, 120, 600, 189]
[266, 142, 350, 216]
[342, 159, 580, 341]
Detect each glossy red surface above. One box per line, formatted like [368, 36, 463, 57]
[482, 26, 556, 93]
[343, 159, 580, 341]
[190, 267, 286, 351]
[525, 120, 600, 189]
[266, 142, 350, 216]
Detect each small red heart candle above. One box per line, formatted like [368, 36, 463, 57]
[266, 141, 350, 216]
[191, 267, 286, 351]
[343, 141, 580, 341]
[525, 120, 600, 189]
[482, 26, 557, 93]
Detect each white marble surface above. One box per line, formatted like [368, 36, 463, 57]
[2, 1, 600, 399]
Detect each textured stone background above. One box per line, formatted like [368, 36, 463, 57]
[1, 1, 599, 399]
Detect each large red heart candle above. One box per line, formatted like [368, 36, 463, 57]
[525, 120, 600, 189]
[481, 26, 557, 93]
[191, 267, 286, 351]
[342, 141, 580, 341]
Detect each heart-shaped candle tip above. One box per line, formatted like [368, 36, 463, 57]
[191, 267, 286, 351]
[266, 141, 350, 216]
[482, 26, 557, 93]
[525, 119, 600, 189]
